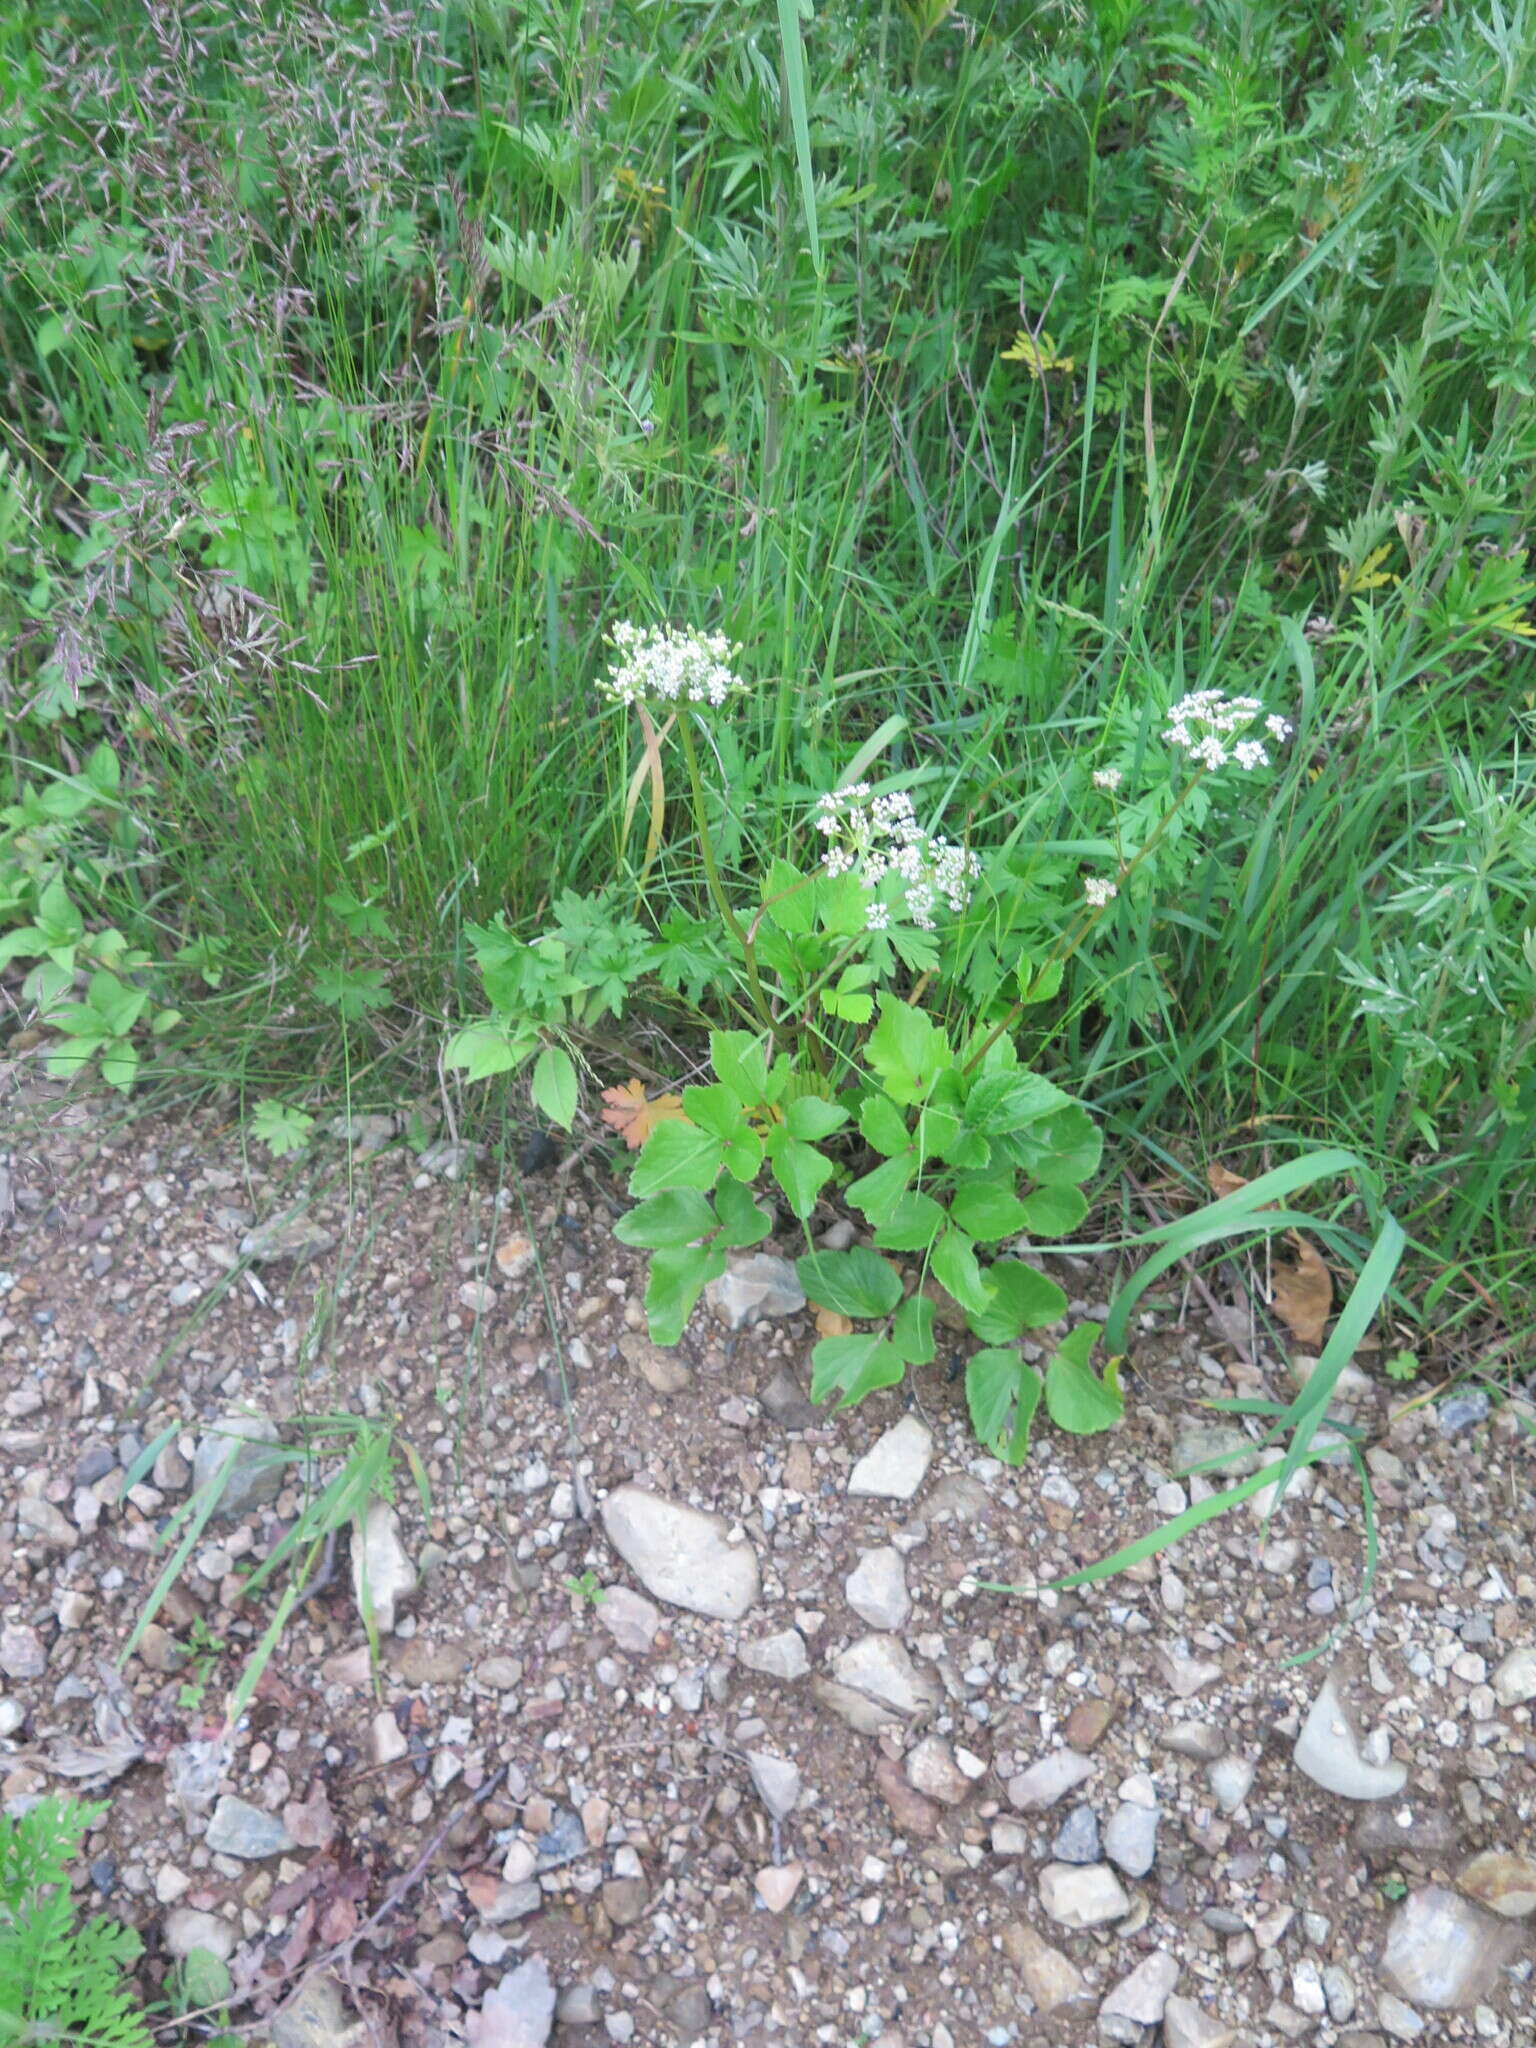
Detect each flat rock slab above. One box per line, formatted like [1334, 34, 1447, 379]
[1037, 1861, 1130, 1929]
[847, 1415, 933, 1500]
[1381, 1886, 1519, 2008]
[600, 1485, 759, 1621]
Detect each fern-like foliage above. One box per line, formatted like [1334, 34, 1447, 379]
[0, 1799, 151, 2048]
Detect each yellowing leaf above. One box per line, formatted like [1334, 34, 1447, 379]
[812, 1304, 855, 1338]
[1271, 1231, 1334, 1348]
[1339, 543, 1398, 594]
[1001, 328, 1074, 376]
[1207, 1163, 1253, 1201]
[599, 1077, 687, 1151]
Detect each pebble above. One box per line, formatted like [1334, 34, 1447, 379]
[1208, 1756, 1255, 1813]
[1161, 1722, 1226, 1762]
[746, 1751, 801, 1821]
[1008, 1749, 1095, 1810]
[1037, 1862, 1130, 1929]
[846, 1416, 933, 1500]
[0, 1626, 45, 1680]
[474, 1959, 555, 2046]
[596, 1585, 662, 1656]
[162, 1906, 236, 1961]
[1293, 1673, 1407, 1800]
[351, 1498, 417, 1635]
[845, 1546, 910, 1631]
[1381, 1886, 1517, 2008]
[705, 1253, 804, 1328]
[1323, 1965, 1356, 2023]
[1099, 1952, 1179, 2044]
[758, 1369, 817, 1429]
[738, 1630, 809, 1681]
[204, 1795, 296, 1860]
[1377, 1991, 1426, 2040]
[904, 1736, 970, 1806]
[754, 1862, 803, 1913]
[600, 1485, 759, 1620]
[238, 1213, 335, 1264]
[17, 1496, 76, 1550]
[1103, 1799, 1159, 1877]
[1437, 1390, 1490, 1434]
[1051, 1804, 1101, 1863]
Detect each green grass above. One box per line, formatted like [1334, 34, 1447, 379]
[1, 0, 1534, 1332]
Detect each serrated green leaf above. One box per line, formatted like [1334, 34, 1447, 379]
[846, 1153, 915, 1223]
[1008, 1104, 1103, 1186]
[858, 1093, 912, 1156]
[1044, 1321, 1122, 1434]
[966, 1347, 1041, 1464]
[930, 1228, 993, 1317]
[796, 1247, 903, 1319]
[866, 997, 951, 1105]
[46, 1034, 106, 1077]
[530, 1045, 579, 1129]
[644, 1244, 727, 1345]
[445, 1021, 531, 1081]
[1016, 1184, 1089, 1236]
[784, 1094, 848, 1141]
[710, 1029, 770, 1106]
[870, 1190, 947, 1253]
[891, 1292, 935, 1366]
[765, 1131, 834, 1217]
[614, 1188, 717, 1249]
[962, 1069, 1071, 1135]
[966, 1259, 1069, 1340]
[712, 1176, 773, 1248]
[630, 1119, 726, 1195]
[949, 1178, 1033, 1242]
[810, 1332, 905, 1407]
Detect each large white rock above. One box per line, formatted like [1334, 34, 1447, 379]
[600, 1485, 759, 1621]
[1293, 1673, 1407, 1800]
[847, 1416, 933, 1499]
[352, 1499, 417, 1636]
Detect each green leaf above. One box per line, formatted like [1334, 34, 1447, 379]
[765, 1131, 834, 1218]
[644, 1244, 726, 1345]
[967, 1347, 1043, 1464]
[712, 1176, 773, 1248]
[858, 1093, 912, 1156]
[630, 1119, 726, 1196]
[761, 857, 814, 934]
[177, 1947, 234, 2011]
[614, 1189, 716, 1250]
[949, 1178, 1033, 1242]
[891, 1293, 936, 1366]
[962, 1069, 1070, 1135]
[46, 1034, 106, 1078]
[1016, 1184, 1089, 1236]
[866, 997, 951, 1105]
[810, 1333, 905, 1407]
[784, 1094, 848, 1142]
[445, 1021, 531, 1081]
[99, 1038, 139, 1092]
[1008, 1104, 1103, 1186]
[966, 1259, 1068, 1340]
[312, 965, 390, 1021]
[681, 1081, 751, 1141]
[930, 1228, 993, 1318]
[530, 1045, 579, 1129]
[870, 1190, 947, 1253]
[35, 875, 83, 946]
[796, 1248, 903, 1319]
[846, 1153, 915, 1224]
[1044, 1322, 1123, 1434]
[710, 1029, 770, 1105]
[251, 1099, 314, 1157]
[1014, 955, 1064, 1006]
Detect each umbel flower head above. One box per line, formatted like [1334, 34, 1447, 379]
[600, 621, 746, 709]
[816, 784, 981, 931]
[1164, 690, 1293, 771]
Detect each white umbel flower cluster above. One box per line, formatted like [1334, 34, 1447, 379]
[1083, 876, 1119, 907]
[1164, 691, 1293, 772]
[815, 784, 981, 931]
[600, 621, 746, 709]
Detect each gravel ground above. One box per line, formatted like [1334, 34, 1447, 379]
[0, 1080, 1532, 2048]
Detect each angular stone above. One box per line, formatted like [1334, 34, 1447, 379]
[846, 1546, 910, 1631]
[1008, 1749, 1095, 1811]
[738, 1629, 808, 1680]
[1381, 1887, 1518, 2008]
[810, 1678, 903, 1736]
[1155, 1642, 1223, 1698]
[706, 1254, 805, 1329]
[904, 1736, 969, 1806]
[746, 1751, 801, 1821]
[1172, 1418, 1259, 1478]
[831, 1634, 939, 1718]
[619, 1332, 692, 1396]
[1490, 1645, 1536, 1706]
[754, 1862, 803, 1913]
[1456, 1850, 1536, 1919]
[351, 1498, 416, 1635]
[162, 1907, 236, 1961]
[1377, 1992, 1426, 2040]
[205, 1795, 296, 1861]
[874, 1755, 941, 1840]
[192, 1416, 287, 1519]
[1104, 1800, 1159, 1878]
[1160, 1722, 1226, 1762]
[1162, 1995, 1237, 2048]
[600, 1485, 759, 1621]
[759, 1369, 817, 1429]
[470, 1958, 556, 2048]
[1099, 1952, 1179, 2043]
[1052, 1804, 1101, 1864]
[1038, 1862, 1130, 1929]
[847, 1416, 933, 1500]
[1208, 1756, 1255, 1813]
[1294, 1673, 1407, 1800]
[239, 1213, 335, 1265]
[1001, 1919, 1089, 2011]
[17, 1497, 76, 1549]
[600, 1875, 647, 1927]
[596, 1584, 662, 1656]
[1353, 1804, 1461, 1859]
[1064, 1697, 1115, 1750]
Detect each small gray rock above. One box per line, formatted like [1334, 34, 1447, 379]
[831, 1634, 940, 1718]
[1052, 1804, 1101, 1864]
[759, 1369, 817, 1429]
[204, 1796, 296, 1861]
[1103, 1800, 1159, 1878]
[1099, 1951, 1179, 2043]
[1160, 1722, 1226, 1762]
[162, 1907, 236, 1961]
[847, 1416, 933, 1500]
[845, 1545, 910, 1631]
[1162, 1995, 1237, 2048]
[738, 1629, 809, 1680]
[705, 1253, 805, 1329]
[16, 1497, 76, 1550]
[192, 1416, 287, 1520]
[596, 1585, 662, 1656]
[472, 1957, 556, 2047]
[351, 1498, 417, 1635]
[1381, 1886, 1518, 2009]
[1037, 1862, 1130, 1929]
[1490, 1645, 1536, 1706]
[1008, 1750, 1095, 1811]
[239, 1213, 335, 1265]
[746, 1751, 801, 1821]
[1208, 1756, 1256, 1814]
[1436, 1389, 1490, 1435]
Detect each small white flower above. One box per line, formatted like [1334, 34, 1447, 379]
[1092, 768, 1123, 792]
[1163, 690, 1292, 773]
[1234, 739, 1269, 770]
[864, 901, 891, 932]
[600, 621, 746, 709]
[811, 782, 980, 927]
[1083, 876, 1118, 907]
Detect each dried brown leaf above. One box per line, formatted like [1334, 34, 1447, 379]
[813, 1305, 854, 1338]
[1271, 1232, 1333, 1347]
[599, 1078, 687, 1150]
